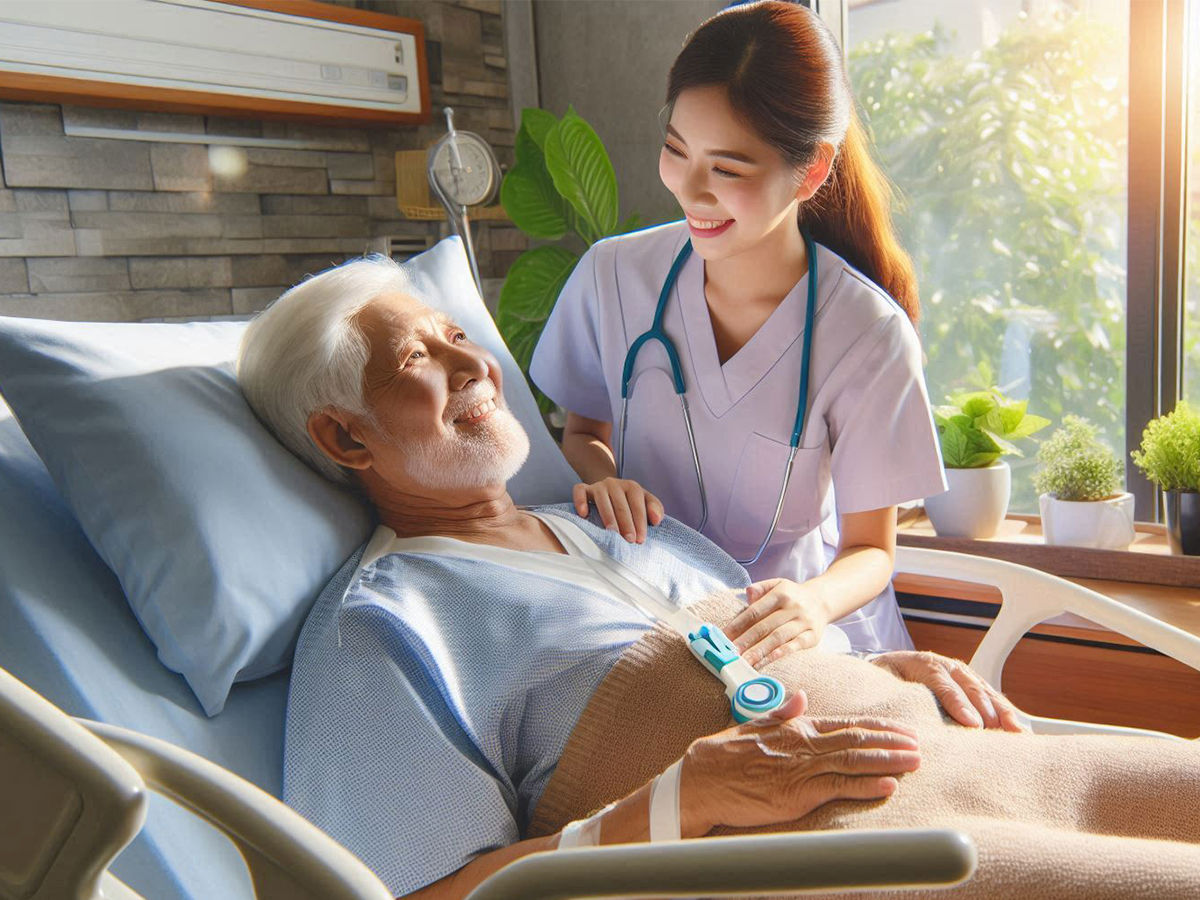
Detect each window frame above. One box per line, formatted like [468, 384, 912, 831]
[1127, 0, 1188, 521]
[840, 0, 1191, 522]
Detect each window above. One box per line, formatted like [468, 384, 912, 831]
[848, 0, 1129, 513]
[1185, 4, 1200, 405]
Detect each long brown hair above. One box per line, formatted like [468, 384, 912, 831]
[667, 1, 919, 322]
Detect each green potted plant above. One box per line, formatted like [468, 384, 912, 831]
[1032, 415, 1133, 549]
[924, 387, 1050, 538]
[496, 106, 640, 412]
[1131, 402, 1200, 555]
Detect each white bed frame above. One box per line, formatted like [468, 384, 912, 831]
[4, 546, 1197, 900]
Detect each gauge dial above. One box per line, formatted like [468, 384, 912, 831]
[429, 133, 499, 207]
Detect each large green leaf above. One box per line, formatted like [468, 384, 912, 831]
[497, 316, 560, 415]
[502, 115, 570, 240]
[514, 119, 542, 167]
[1007, 412, 1052, 440]
[939, 420, 971, 468]
[501, 160, 569, 240]
[993, 401, 1027, 433]
[978, 427, 1021, 457]
[932, 406, 960, 427]
[958, 392, 996, 420]
[496, 245, 579, 348]
[501, 317, 545, 376]
[940, 418, 1002, 468]
[543, 106, 619, 242]
[521, 107, 558, 152]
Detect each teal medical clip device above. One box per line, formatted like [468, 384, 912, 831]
[687, 623, 786, 723]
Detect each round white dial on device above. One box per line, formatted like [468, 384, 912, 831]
[428, 111, 500, 208]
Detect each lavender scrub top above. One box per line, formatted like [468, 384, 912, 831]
[529, 221, 948, 653]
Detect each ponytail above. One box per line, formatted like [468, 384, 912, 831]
[801, 114, 919, 322]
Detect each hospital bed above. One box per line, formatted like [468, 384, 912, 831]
[1, 238, 1197, 900]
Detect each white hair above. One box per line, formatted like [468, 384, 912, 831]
[237, 255, 411, 485]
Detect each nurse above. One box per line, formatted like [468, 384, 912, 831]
[529, 1, 946, 658]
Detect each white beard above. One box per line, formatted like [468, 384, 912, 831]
[399, 404, 531, 491]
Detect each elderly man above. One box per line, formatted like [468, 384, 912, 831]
[239, 257, 1200, 900]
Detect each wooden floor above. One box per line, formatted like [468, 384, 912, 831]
[906, 617, 1200, 739]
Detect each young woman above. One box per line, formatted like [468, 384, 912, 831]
[529, 1, 946, 658]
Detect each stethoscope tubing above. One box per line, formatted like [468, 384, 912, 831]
[617, 229, 818, 566]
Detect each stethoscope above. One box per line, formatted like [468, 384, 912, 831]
[617, 229, 818, 567]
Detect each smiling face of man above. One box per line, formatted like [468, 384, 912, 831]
[349, 291, 530, 493]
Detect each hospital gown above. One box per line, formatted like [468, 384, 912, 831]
[284, 504, 785, 896]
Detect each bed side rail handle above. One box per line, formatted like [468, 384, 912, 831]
[465, 828, 977, 900]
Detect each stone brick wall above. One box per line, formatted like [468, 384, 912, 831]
[0, 0, 526, 321]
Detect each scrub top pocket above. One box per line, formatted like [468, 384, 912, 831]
[722, 432, 831, 548]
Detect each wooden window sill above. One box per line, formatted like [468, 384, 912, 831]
[897, 508, 1200, 587]
[897, 508, 1200, 638]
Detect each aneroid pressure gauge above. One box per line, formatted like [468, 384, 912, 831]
[427, 107, 502, 291]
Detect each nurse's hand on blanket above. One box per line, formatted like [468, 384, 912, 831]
[573, 477, 665, 543]
[870, 651, 1028, 733]
[680, 692, 922, 836]
[725, 578, 829, 666]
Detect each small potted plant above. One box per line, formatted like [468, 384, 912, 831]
[924, 388, 1050, 538]
[1033, 416, 1134, 549]
[1131, 402, 1200, 555]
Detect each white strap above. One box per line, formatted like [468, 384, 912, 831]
[558, 816, 595, 850]
[648, 757, 683, 842]
[537, 514, 706, 633]
[557, 801, 615, 850]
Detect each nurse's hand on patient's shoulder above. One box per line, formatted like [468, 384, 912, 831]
[679, 692, 921, 836]
[725, 578, 829, 667]
[869, 651, 1028, 733]
[573, 478, 664, 543]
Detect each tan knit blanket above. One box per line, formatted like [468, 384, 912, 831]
[529, 594, 1200, 898]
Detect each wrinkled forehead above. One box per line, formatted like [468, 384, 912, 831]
[357, 291, 455, 352]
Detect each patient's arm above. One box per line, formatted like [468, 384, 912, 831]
[870, 651, 1027, 732]
[406, 694, 921, 899]
[678, 693, 921, 835]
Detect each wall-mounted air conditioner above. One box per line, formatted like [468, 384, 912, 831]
[0, 0, 429, 124]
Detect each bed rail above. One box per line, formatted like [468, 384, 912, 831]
[894, 545, 1200, 739]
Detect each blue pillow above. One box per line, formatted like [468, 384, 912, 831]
[0, 237, 578, 715]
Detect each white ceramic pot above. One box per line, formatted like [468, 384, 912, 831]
[923, 460, 1011, 538]
[1039, 492, 1135, 550]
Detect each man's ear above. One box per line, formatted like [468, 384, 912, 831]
[796, 142, 836, 203]
[307, 409, 372, 471]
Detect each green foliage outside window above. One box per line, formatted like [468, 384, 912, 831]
[848, 10, 1126, 510]
[1185, 57, 1200, 404]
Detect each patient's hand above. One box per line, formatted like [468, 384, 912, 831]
[574, 477, 664, 543]
[725, 578, 829, 666]
[680, 693, 921, 837]
[870, 651, 1028, 733]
